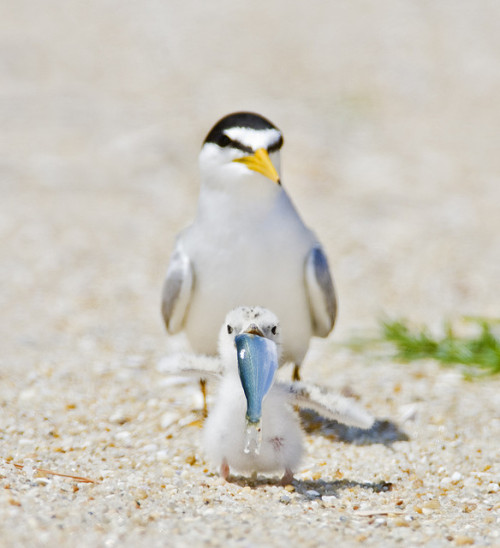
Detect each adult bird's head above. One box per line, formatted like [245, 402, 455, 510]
[199, 112, 283, 190]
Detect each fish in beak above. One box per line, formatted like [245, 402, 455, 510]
[235, 330, 279, 454]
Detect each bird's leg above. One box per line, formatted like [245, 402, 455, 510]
[292, 364, 301, 382]
[199, 378, 208, 418]
[280, 468, 294, 486]
[220, 458, 230, 481]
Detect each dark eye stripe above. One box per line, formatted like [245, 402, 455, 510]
[223, 136, 282, 155]
[218, 134, 231, 148]
[268, 135, 284, 153]
[207, 125, 283, 155]
[229, 141, 253, 154]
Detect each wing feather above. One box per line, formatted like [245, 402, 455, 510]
[279, 381, 374, 429]
[161, 242, 193, 333]
[305, 245, 337, 337]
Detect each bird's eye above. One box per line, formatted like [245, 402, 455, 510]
[271, 326, 277, 335]
[218, 134, 231, 148]
[227, 325, 233, 334]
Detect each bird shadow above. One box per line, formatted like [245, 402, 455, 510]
[187, 408, 409, 444]
[226, 475, 393, 497]
[299, 409, 409, 446]
[292, 477, 394, 497]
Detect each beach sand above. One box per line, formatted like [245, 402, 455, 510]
[1, 2, 499, 546]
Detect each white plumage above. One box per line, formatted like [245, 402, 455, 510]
[203, 367, 304, 483]
[162, 112, 337, 379]
[201, 306, 374, 484]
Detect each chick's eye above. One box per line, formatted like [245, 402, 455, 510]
[271, 326, 277, 335]
[227, 325, 233, 334]
[218, 134, 231, 148]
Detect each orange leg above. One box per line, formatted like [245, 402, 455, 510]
[280, 468, 294, 486]
[220, 458, 230, 481]
[200, 378, 208, 418]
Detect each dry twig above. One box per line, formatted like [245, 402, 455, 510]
[12, 462, 97, 484]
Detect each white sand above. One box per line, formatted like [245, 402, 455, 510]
[1, 1, 499, 546]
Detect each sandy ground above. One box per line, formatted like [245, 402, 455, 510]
[1, 1, 499, 546]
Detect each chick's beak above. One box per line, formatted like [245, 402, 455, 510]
[233, 148, 281, 184]
[243, 323, 265, 337]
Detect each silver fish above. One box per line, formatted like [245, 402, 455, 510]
[235, 333, 279, 454]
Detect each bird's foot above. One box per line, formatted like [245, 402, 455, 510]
[220, 458, 230, 481]
[292, 364, 301, 382]
[199, 378, 208, 418]
[280, 468, 294, 486]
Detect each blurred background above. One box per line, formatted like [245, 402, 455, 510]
[1, 0, 499, 372]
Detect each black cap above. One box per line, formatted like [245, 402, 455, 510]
[203, 112, 283, 152]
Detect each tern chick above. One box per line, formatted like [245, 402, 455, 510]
[201, 306, 374, 484]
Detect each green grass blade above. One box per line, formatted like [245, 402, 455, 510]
[349, 318, 500, 377]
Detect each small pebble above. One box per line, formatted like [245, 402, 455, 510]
[155, 450, 169, 462]
[322, 496, 337, 507]
[454, 535, 475, 546]
[33, 477, 50, 486]
[114, 431, 131, 441]
[161, 412, 179, 429]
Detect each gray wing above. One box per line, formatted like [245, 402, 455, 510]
[161, 241, 194, 334]
[279, 381, 374, 429]
[304, 245, 337, 337]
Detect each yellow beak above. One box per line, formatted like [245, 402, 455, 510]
[233, 148, 280, 184]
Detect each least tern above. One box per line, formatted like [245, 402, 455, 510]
[203, 307, 373, 484]
[162, 112, 337, 380]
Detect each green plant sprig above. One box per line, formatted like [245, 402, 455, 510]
[380, 318, 500, 377]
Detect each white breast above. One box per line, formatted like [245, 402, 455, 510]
[182, 185, 318, 363]
[203, 374, 303, 475]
